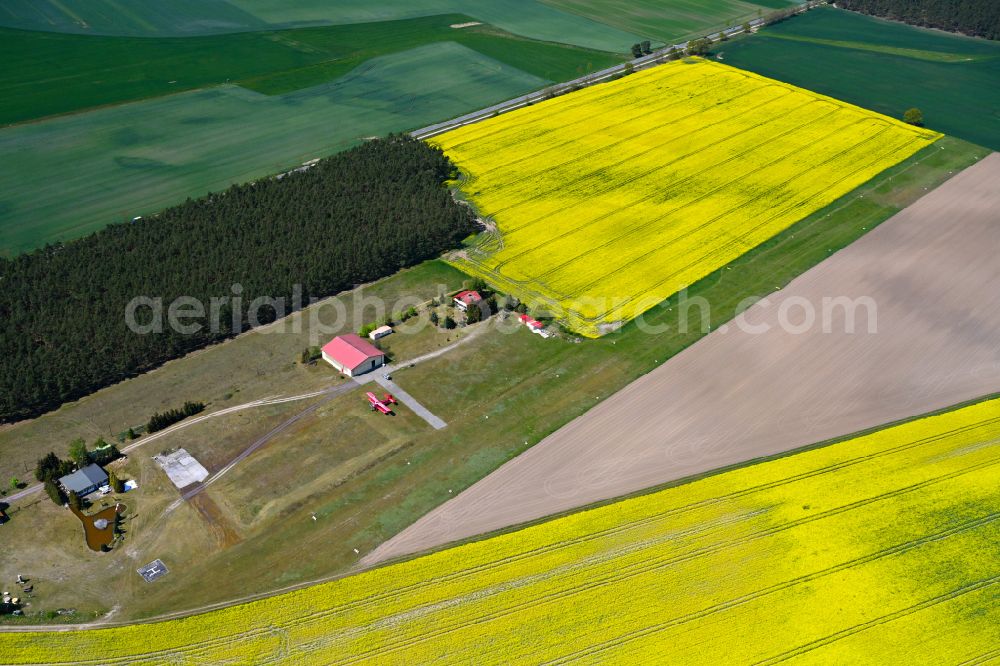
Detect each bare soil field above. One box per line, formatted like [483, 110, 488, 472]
[364, 151, 1000, 566]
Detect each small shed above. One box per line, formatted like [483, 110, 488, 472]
[369, 325, 393, 341]
[322, 334, 385, 377]
[59, 464, 109, 497]
[453, 290, 483, 311]
[518, 313, 544, 330]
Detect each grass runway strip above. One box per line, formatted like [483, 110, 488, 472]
[434, 58, 939, 336]
[2, 398, 998, 663]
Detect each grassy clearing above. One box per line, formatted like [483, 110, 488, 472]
[541, 0, 798, 43]
[4, 397, 997, 661]
[0, 135, 982, 623]
[0, 42, 551, 255]
[719, 6, 1000, 150]
[0, 16, 622, 126]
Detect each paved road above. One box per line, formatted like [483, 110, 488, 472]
[372, 375, 447, 430]
[411, 2, 814, 141]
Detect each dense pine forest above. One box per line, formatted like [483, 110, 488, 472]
[0, 136, 475, 422]
[838, 0, 1000, 40]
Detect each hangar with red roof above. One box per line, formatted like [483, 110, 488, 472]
[322, 334, 385, 377]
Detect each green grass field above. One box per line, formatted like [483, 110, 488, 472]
[230, 0, 645, 52]
[542, 0, 798, 42]
[720, 7, 1000, 150]
[0, 0, 644, 52]
[0, 42, 556, 255]
[0, 0, 266, 36]
[0, 16, 622, 126]
[0, 136, 985, 623]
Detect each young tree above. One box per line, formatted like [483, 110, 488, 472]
[44, 479, 65, 506]
[622, 62, 635, 76]
[429, 311, 440, 326]
[9, 477, 20, 490]
[125, 427, 138, 441]
[743, 22, 752, 34]
[903, 107, 924, 126]
[443, 316, 456, 330]
[68, 438, 89, 466]
[109, 470, 125, 494]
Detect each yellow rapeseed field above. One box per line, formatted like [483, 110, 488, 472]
[433, 58, 940, 336]
[3, 398, 998, 664]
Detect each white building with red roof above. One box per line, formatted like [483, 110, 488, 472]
[321, 334, 385, 377]
[453, 290, 483, 311]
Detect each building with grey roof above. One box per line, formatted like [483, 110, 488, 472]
[59, 464, 108, 496]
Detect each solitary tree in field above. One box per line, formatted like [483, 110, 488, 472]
[903, 108, 924, 126]
[630, 43, 643, 58]
[641, 40, 652, 55]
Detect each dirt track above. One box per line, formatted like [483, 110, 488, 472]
[363, 152, 1000, 567]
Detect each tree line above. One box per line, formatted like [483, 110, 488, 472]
[838, 0, 1000, 40]
[147, 401, 205, 433]
[0, 136, 476, 422]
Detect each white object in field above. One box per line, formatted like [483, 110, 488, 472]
[369, 325, 393, 340]
[153, 449, 209, 489]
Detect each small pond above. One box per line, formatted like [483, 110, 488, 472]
[71, 503, 125, 551]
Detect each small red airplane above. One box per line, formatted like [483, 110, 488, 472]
[366, 391, 394, 414]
